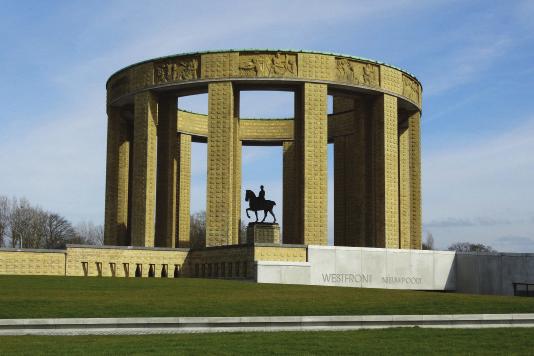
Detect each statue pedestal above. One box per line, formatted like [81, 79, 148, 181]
[246, 223, 280, 244]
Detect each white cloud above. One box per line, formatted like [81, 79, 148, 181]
[423, 36, 513, 96]
[424, 116, 534, 250]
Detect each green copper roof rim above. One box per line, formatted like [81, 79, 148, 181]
[106, 49, 422, 89]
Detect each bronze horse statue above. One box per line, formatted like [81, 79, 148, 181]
[245, 190, 277, 223]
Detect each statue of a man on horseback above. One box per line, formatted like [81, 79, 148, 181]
[245, 186, 277, 223]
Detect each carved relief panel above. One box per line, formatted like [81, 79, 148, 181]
[154, 57, 200, 84]
[335, 58, 379, 87]
[239, 52, 297, 78]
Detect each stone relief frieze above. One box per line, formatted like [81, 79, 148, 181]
[335, 58, 379, 87]
[402, 75, 420, 103]
[239, 53, 297, 77]
[154, 57, 199, 84]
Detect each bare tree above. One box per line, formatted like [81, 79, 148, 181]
[190, 211, 206, 248]
[74, 221, 104, 245]
[0, 196, 10, 247]
[43, 213, 76, 249]
[422, 232, 435, 250]
[10, 198, 48, 249]
[448, 242, 496, 253]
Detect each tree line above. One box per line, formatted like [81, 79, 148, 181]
[422, 232, 496, 252]
[0, 196, 103, 249]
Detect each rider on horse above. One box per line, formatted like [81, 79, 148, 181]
[245, 185, 277, 223]
[258, 185, 265, 203]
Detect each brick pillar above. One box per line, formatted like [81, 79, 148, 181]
[282, 141, 297, 244]
[371, 94, 399, 248]
[353, 96, 373, 247]
[155, 96, 178, 248]
[408, 111, 422, 249]
[295, 83, 328, 245]
[232, 92, 242, 245]
[104, 107, 131, 246]
[398, 118, 411, 249]
[206, 82, 240, 246]
[176, 133, 192, 248]
[333, 96, 355, 247]
[131, 92, 158, 247]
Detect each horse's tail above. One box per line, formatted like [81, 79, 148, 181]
[266, 200, 276, 206]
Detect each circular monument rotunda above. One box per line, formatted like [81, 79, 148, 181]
[104, 49, 422, 251]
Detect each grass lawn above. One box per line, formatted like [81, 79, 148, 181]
[0, 275, 533, 319]
[1, 328, 533, 355]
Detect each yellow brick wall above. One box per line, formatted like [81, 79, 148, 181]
[352, 97, 373, 247]
[206, 82, 240, 246]
[66, 246, 189, 278]
[246, 224, 280, 244]
[177, 134, 192, 248]
[131, 92, 158, 247]
[155, 96, 178, 248]
[188, 245, 253, 279]
[282, 141, 298, 244]
[398, 120, 411, 249]
[297, 83, 328, 245]
[372, 94, 399, 248]
[380, 65, 403, 95]
[239, 119, 293, 141]
[107, 51, 421, 112]
[104, 107, 131, 246]
[254, 245, 307, 262]
[177, 110, 208, 137]
[297, 53, 334, 81]
[409, 112, 422, 249]
[0, 250, 65, 276]
[201, 52, 239, 79]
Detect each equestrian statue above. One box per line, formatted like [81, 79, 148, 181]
[245, 185, 277, 223]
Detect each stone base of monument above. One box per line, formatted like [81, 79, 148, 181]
[246, 223, 280, 244]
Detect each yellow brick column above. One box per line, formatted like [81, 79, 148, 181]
[409, 111, 422, 249]
[104, 107, 131, 246]
[372, 94, 399, 248]
[232, 92, 242, 245]
[398, 118, 411, 248]
[233, 136, 242, 245]
[352, 96, 373, 247]
[155, 95, 178, 248]
[131, 92, 158, 247]
[333, 96, 355, 247]
[295, 83, 328, 245]
[282, 141, 297, 244]
[206, 82, 240, 246]
[176, 133, 192, 248]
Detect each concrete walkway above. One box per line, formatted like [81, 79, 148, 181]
[1, 314, 534, 335]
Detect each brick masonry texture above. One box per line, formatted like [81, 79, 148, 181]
[100, 50, 423, 263]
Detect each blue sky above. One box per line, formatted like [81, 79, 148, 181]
[1, 0, 533, 251]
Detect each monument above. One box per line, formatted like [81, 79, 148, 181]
[103, 49, 422, 250]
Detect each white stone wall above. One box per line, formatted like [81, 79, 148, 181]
[255, 246, 534, 296]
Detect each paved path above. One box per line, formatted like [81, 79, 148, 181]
[1, 314, 533, 336]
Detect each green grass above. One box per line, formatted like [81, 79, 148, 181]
[1, 328, 534, 355]
[0, 275, 533, 319]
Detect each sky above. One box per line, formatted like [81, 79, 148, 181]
[0, 0, 533, 251]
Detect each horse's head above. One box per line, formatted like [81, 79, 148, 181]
[245, 190, 255, 201]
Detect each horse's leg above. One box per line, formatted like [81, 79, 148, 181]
[261, 210, 267, 223]
[254, 210, 258, 222]
[270, 209, 277, 223]
[246, 208, 250, 219]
